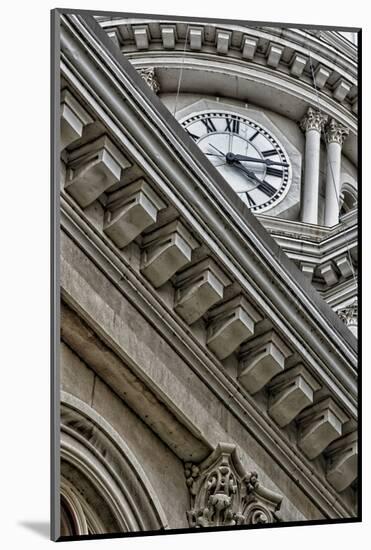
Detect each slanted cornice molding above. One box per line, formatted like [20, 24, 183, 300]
[59, 13, 357, 416]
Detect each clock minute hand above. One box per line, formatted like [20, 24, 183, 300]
[233, 154, 289, 167]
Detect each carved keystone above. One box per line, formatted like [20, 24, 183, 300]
[297, 397, 349, 460]
[60, 89, 93, 150]
[325, 431, 358, 492]
[185, 442, 283, 528]
[65, 135, 130, 208]
[140, 220, 199, 288]
[103, 179, 166, 248]
[207, 296, 262, 360]
[174, 258, 231, 325]
[238, 331, 292, 395]
[268, 364, 321, 427]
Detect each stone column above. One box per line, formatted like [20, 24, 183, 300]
[300, 107, 328, 224]
[324, 119, 349, 227]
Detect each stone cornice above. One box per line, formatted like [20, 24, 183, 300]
[98, 18, 357, 113]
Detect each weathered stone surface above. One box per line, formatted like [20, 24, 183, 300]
[326, 431, 357, 492]
[60, 89, 93, 150]
[104, 179, 166, 248]
[268, 364, 321, 427]
[140, 220, 199, 288]
[238, 330, 292, 395]
[297, 397, 349, 460]
[174, 258, 231, 325]
[207, 295, 262, 360]
[65, 135, 130, 208]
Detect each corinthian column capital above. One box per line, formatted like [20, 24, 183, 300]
[324, 118, 349, 146]
[300, 107, 328, 133]
[137, 67, 160, 94]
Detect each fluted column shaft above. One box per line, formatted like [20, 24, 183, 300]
[300, 108, 328, 224]
[324, 119, 349, 227]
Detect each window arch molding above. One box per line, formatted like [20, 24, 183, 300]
[60, 391, 169, 537]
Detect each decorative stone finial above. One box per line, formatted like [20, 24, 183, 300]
[185, 443, 283, 528]
[137, 67, 160, 94]
[324, 118, 349, 145]
[300, 107, 328, 133]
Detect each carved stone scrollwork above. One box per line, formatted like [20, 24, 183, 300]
[137, 67, 160, 94]
[185, 443, 282, 528]
[336, 300, 358, 327]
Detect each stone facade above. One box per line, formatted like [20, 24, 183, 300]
[53, 10, 359, 540]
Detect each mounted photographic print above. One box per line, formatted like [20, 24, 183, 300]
[51, 8, 360, 542]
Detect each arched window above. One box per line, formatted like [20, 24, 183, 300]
[339, 182, 357, 216]
[59, 392, 168, 537]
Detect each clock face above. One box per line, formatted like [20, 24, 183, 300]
[181, 111, 291, 212]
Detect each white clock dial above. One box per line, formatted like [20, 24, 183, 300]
[181, 111, 291, 212]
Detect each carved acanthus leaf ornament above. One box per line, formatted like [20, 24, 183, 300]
[185, 443, 283, 528]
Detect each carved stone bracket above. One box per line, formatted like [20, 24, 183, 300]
[103, 179, 166, 248]
[174, 258, 231, 325]
[185, 443, 283, 528]
[238, 330, 292, 395]
[325, 431, 358, 492]
[297, 397, 349, 460]
[268, 364, 321, 427]
[140, 220, 199, 288]
[137, 67, 160, 94]
[65, 135, 130, 208]
[60, 89, 93, 151]
[206, 295, 262, 360]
